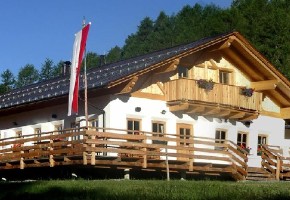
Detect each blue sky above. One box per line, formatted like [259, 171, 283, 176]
[0, 0, 232, 75]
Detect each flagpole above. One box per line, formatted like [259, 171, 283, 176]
[83, 18, 89, 128]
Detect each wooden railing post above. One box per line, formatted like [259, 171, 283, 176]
[142, 136, 147, 168]
[276, 156, 281, 181]
[83, 133, 88, 165]
[20, 157, 24, 169]
[91, 135, 96, 165]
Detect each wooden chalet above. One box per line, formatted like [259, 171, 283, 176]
[1, 31, 290, 181]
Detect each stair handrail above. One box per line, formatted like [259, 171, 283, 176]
[226, 140, 248, 180]
[261, 144, 282, 180]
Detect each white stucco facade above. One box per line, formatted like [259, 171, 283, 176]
[0, 94, 288, 167]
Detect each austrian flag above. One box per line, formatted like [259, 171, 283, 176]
[68, 23, 90, 116]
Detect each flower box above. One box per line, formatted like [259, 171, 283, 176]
[197, 79, 214, 91]
[241, 87, 254, 97]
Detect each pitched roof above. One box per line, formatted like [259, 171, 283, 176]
[1, 31, 289, 111]
[0, 32, 231, 110]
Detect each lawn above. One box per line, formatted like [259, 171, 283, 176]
[0, 180, 289, 200]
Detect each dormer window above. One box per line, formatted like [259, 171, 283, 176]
[178, 66, 188, 78]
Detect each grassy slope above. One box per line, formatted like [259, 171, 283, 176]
[0, 180, 290, 200]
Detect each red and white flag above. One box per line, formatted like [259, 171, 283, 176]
[68, 23, 90, 116]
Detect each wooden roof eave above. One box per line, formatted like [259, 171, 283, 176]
[232, 32, 290, 91]
[106, 34, 233, 89]
[221, 33, 290, 107]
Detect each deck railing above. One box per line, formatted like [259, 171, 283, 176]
[0, 127, 248, 180]
[164, 79, 262, 111]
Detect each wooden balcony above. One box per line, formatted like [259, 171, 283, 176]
[0, 127, 248, 181]
[164, 79, 262, 121]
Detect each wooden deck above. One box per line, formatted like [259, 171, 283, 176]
[0, 127, 249, 180]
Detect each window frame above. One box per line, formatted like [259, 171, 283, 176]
[237, 131, 248, 149]
[215, 129, 227, 144]
[178, 66, 189, 79]
[127, 118, 141, 135]
[34, 128, 41, 142]
[257, 134, 268, 156]
[219, 70, 232, 85]
[152, 121, 166, 144]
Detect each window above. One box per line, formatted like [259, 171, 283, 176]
[71, 122, 80, 140]
[257, 135, 268, 156]
[54, 124, 63, 134]
[152, 122, 165, 144]
[178, 66, 189, 78]
[237, 132, 248, 149]
[178, 125, 192, 146]
[89, 119, 98, 129]
[215, 130, 226, 143]
[219, 71, 230, 84]
[127, 119, 141, 135]
[16, 131, 22, 138]
[35, 128, 41, 142]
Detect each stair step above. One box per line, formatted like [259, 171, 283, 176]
[246, 167, 276, 181]
[247, 167, 268, 173]
[246, 176, 276, 181]
[247, 173, 273, 178]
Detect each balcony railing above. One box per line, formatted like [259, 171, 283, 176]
[164, 79, 262, 112]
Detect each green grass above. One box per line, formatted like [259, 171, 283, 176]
[0, 180, 290, 200]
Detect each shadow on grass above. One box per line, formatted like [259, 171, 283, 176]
[0, 181, 133, 200]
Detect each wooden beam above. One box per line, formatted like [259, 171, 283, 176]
[217, 36, 235, 50]
[187, 105, 205, 114]
[239, 114, 259, 121]
[208, 59, 218, 70]
[228, 112, 246, 119]
[203, 107, 221, 116]
[155, 59, 179, 74]
[156, 82, 165, 95]
[281, 107, 290, 119]
[216, 109, 231, 117]
[118, 76, 138, 94]
[251, 80, 278, 91]
[169, 103, 189, 112]
[195, 63, 205, 68]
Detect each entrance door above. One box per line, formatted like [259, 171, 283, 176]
[177, 123, 193, 161]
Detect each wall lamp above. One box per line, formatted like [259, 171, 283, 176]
[135, 107, 141, 112]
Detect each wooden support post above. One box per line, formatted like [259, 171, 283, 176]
[142, 138, 147, 168]
[124, 169, 130, 180]
[83, 152, 87, 165]
[91, 135, 96, 165]
[165, 146, 170, 181]
[276, 156, 281, 181]
[20, 157, 24, 169]
[49, 155, 54, 167]
[83, 134, 88, 165]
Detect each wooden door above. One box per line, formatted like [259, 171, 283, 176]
[177, 123, 193, 161]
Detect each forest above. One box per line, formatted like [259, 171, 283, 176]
[0, 0, 289, 94]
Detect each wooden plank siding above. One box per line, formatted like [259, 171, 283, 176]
[0, 127, 248, 181]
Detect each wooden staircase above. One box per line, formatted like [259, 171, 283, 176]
[246, 167, 276, 181]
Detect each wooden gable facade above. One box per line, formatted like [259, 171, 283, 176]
[107, 32, 290, 122]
